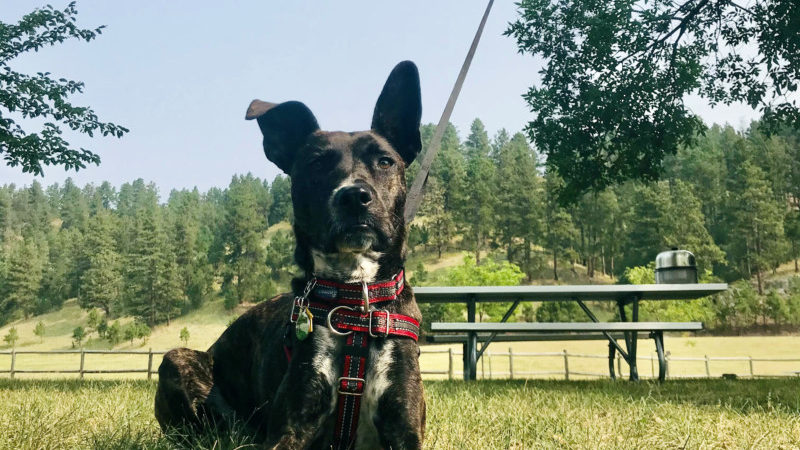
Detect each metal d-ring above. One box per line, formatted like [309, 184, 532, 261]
[327, 305, 355, 336]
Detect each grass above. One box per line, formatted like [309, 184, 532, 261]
[1, 378, 799, 449]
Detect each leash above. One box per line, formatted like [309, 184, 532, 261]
[285, 269, 419, 449]
[403, 0, 495, 223]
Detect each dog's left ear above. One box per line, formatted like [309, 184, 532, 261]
[371, 61, 422, 166]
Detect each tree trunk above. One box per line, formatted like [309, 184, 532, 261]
[756, 269, 763, 296]
[601, 246, 605, 276]
[553, 249, 558, 281]
[475, 231, 481, 265]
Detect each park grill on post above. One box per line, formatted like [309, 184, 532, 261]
[288, 270, 420, 450]
[655, 248, 698, 284]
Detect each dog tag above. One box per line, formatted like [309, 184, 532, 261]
[295, 308, 314, 341]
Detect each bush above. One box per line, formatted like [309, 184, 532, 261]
[3, 327, 19, 348]
[180, 327, 190, 346]
[33, 321, 45, 343]
[72, 326, 86, 348]
[106, 321, 122, 346]
[535, 301, 585, 322]
[446, 255, 526, 322]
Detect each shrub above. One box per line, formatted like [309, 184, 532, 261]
[72, 326, 86, 348]
[3, 327, 19, 348]
[33, 321, 45, 343]
[180, 327, 190, 346]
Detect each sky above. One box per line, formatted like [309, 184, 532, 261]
[1, 1, 760, 195]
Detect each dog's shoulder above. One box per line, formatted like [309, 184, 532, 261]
[209, 292, 294, 354]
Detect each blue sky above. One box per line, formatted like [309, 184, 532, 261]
[2, 1, 759, 194]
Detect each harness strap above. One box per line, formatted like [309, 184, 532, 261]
[333, 332, 369, 450]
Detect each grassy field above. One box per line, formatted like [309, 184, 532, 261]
[1, 378, 799, 449]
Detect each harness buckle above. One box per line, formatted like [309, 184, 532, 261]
[338, 376, 365, 396]
[327, 305, 355, 336]
[369, 309, 391, 338]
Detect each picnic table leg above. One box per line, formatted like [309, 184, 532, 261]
[462, 342, 469, 381]
[629, 298, 639, 381]
[651, 331, 666, 382]
[608, 342, 616, 380]
[466, 296, 477, 381]
[617, 298, 640, 381]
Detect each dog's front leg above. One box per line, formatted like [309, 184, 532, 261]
[265, 331, 340, 449]
[374, 341, 426, 450]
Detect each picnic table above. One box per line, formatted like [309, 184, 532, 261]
[414, 283, 728, 381]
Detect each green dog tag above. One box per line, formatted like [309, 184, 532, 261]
[295, 308, 313, 341]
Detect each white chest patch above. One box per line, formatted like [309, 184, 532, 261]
[311, 249, 381, 283]
[354, 340, 395, 449]
[311, 327, 343, 413]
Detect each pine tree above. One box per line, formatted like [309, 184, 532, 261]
[168, 189, 213, 310]
[494, 132, 543, 278]
[124, 207, 183, 325]
[60, 178, 89, 230]
[79, 210, 122, 314]
[268, 175, 292, 225]
[460, 119, 496, 264]
[222, 175, 270, 305]
[3, 238, 44, 320]
[543, 172, 577, 281]
[419, 177, 454, 259]
[729, 162, 786, 294]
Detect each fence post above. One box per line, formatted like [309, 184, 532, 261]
[508, 347, 514, 380]
[79, 349, 85, 380]
[448, 348, 454, 380]
[651, 353, 655, 378]
[10, 349, 15, 379]
[704, 355, 710, 378]
[749, 356, 754, 377]
[147, 348, 154, 380]
[563, 349, 569, 381]
[665, 351, 670, 379]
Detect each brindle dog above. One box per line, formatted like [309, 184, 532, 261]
[154, 61, 425, 449]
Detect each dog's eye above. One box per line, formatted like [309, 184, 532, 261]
[377, 157, 394, 169]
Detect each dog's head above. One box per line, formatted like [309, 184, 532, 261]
[246, 61, 422, 280]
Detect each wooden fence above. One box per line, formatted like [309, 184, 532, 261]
[0, 349, 164, 379]
[1, 348, 798, 380]
[421, 348, 800, 380]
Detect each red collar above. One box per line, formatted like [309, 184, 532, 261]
[311, 269, 405, 308]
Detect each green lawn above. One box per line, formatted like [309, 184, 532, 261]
[1, 378, 799, 449]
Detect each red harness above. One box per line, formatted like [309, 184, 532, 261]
[287, 270, 419, 450]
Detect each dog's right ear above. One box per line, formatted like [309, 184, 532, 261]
[246, 99, 320, 174]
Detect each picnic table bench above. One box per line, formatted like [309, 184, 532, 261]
[414, 283, 727, 381]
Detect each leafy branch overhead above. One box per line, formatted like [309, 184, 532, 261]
[0, 2, 128, 175]
[506, 0, 799, 200]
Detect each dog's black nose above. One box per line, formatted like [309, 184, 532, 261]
[335, 185, 372, 210]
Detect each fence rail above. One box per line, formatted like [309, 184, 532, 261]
[416, 348, 800, 380]
[0, 349, 164, 379]
[1, 348, 798, 380]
